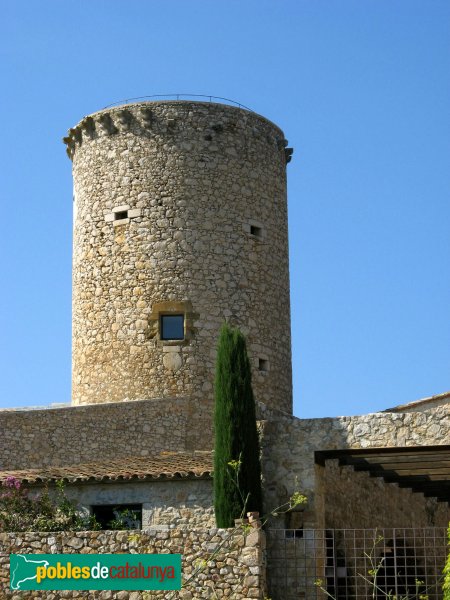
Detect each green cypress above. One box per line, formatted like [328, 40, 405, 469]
[213, 323, 263, 528]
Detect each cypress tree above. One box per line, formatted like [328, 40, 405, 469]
[213, 323, 263, 528]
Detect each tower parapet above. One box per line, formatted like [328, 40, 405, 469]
[67, 100, 293, 415]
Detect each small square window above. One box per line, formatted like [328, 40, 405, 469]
[258, 358, 268, 372]
[250, 225, 263, 238]
[114, 210, 128, 220]
[160, 314, 184, 340]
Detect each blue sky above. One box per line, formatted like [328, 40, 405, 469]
[0, 1, 448, 417]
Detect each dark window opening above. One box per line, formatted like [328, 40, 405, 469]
[160, 314, 184, 340]
[114, 210, 128, 220]
[91, 504, 142, 530]
[258, 358, 268, 372]
[250, 225, 262, 238]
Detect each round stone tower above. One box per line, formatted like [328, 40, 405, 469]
[65, 100, 293, 414]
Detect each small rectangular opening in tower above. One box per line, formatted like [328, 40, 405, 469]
[160, 314, 185, 340]
[250, 225, 263, 238]
[258, 358, 268, 372]
[114, 210, 128, 221]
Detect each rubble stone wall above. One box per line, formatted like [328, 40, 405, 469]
[0, 527, 266, 599]
[63, 479, 215, 528]
[320, 458, 449, 529]
[260, 403, 450, 529]
[0, 398, 211, 470]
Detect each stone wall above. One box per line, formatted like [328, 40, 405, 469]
[3, 397, 448, 529]
[0, 398, 211, 470]
[68, 100, 292, 414]
[260, 403, 450, 529]
[320, 459, 449, 529]
[63, 479, 214, 528]
[383, 390, 450, 413]
[0, 527, 266, 599]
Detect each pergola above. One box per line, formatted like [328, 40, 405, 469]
[315, 444, 450, 503]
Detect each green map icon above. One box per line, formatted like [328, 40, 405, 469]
[10, 554, 50, 590]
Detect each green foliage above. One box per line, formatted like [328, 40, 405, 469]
[289, 491, 308, 510]
[213, 323, 262, 528]
[107, 508, 141, 530]
[444, 524, 450, 600]
[0, 477, 99, 532]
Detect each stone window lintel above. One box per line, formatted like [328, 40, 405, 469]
[112, 204, 130, 213]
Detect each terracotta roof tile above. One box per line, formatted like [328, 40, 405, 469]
[0, 452, 213, 485]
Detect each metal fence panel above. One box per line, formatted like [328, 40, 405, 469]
[267, 527, 447, 600]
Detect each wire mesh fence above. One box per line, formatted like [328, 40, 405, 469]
[266, 527, 448, 600]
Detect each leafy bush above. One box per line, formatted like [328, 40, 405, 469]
[107, 508, 141, 530]
[0, 477, 99, 532]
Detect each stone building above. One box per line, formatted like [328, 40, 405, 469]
[0, 98, 448, 598]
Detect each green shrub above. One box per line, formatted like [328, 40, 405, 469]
[0, 477, 99, 532]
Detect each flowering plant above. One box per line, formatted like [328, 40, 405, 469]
[0, 477, 99, 532]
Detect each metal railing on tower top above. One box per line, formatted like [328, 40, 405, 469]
[103, 94, 254, 112]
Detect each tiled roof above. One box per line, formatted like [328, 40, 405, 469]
[0, 452, 213, 485]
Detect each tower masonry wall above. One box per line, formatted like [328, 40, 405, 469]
[68, 101, 292, 414]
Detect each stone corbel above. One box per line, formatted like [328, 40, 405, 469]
[80, 116, 96, 137]
[117, 109, 132, 130]
[140, 108, 153, 128]
[69, 127, 82, 144]
[63, 136, 75, 159]
[98, 113, 118, 135]
[63, 127, 83, 159]
[285, 147, 294, 163]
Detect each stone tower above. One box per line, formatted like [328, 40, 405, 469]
[65, 100, 293, 416]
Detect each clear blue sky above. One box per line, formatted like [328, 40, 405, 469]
[0, 1, 448, 418]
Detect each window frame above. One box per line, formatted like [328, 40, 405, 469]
[160, 313, 185, 341]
